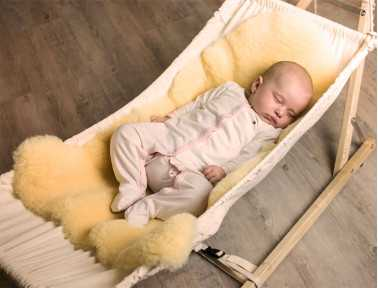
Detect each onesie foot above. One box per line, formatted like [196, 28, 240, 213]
[111, 191, 144, 213]
[124, 200, 151, 227]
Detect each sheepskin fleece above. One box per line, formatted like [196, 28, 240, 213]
[114, 214, 196, 273]
[12, 10, 343, 270]
[89, 219, 163, 267]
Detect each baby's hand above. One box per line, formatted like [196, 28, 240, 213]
[202, 165, 226, 184]
[150, 115, 169, 122]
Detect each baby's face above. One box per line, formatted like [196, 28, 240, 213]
[247, 73, 311, 129]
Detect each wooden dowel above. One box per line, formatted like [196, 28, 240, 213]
[246, 138, 375, 287]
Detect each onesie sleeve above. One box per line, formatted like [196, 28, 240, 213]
[221, 134, 278, 175]
[221, 140, 263, 175]
[167, 81, 235, 119]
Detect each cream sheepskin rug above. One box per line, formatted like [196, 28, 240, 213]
[12, 11, 345, 272]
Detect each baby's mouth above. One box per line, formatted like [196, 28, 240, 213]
[263, 113, 277, 127]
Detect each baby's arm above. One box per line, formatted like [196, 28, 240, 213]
[222, 136, 275, 175]
[168, 85, 224, 118]
[151, 82, 231, 121]
[202, 135, 276, 182]
[167, 99, 199, 119]
[150, 99, 199, 122]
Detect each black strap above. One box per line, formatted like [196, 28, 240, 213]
[202, 246, 226, 258]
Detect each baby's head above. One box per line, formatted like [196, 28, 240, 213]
[246, 61, 313, 129]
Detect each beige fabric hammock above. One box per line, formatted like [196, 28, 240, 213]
[0, 0, 376, 287]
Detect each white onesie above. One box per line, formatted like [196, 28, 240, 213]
[110, 81, 282, 226]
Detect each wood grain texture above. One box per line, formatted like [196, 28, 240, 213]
[0, 0, 375, 287]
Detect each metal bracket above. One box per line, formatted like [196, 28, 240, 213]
[196, 246, 245, 283]
[195, 244, 260, 287]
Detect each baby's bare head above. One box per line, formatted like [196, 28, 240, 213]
[248, 61, 313, 129]
[262, 61, 313, 101]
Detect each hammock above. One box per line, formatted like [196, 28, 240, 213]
[0, 0, 376, 287]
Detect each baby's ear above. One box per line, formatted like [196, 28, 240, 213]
[251, 75, 263, 93]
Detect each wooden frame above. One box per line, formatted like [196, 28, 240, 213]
[197, 0, 376, 287]
[242, 1, 376, 286]
[241, 138, 375, 288]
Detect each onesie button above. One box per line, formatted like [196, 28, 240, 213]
[168, 169, 177, 177]
[252, 120, 256, 125]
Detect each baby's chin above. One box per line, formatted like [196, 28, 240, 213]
[257, 110, 293, 129]
[258, 112, 278, 128]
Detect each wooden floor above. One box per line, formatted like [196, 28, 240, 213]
[0, 0, 376, 287]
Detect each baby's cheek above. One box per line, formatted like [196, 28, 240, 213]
[263, 99, 276, 114]
[254, 97, 267, 111]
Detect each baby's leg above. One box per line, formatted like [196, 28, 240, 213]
[110, 124, 150, 212]
[124, 169, 213, 226]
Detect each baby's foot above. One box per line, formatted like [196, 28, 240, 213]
[110, 191, 144, 213]
[124, 200, 151, 227]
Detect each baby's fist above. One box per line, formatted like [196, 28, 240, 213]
[151, 115, 169, 122]
[202, 165, 226, 184]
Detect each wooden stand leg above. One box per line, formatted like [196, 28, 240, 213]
[333, 0, 372, 175]
[242, 138, 375, 288]
[333, 60, 367, 175]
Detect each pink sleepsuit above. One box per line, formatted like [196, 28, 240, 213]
[110, 81, 282, 226]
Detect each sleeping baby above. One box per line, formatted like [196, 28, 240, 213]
[109, 61, 313, 227]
